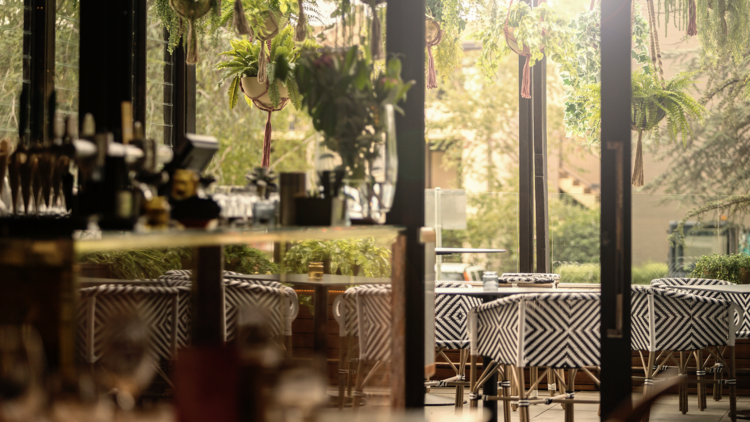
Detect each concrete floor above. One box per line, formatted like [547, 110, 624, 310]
[423, 388, 745, 422]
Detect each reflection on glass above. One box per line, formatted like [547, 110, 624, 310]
[0, 326, 45, 422]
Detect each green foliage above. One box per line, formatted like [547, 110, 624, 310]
[152, 0, 221, 53]
[555, 262, 668, 285]
[656, 0, 750, 66]
[79, 249, 187, 280]
[690, 253, 750, 284]
[235, 0, 297, 39]
[216, 26, 313, 110]
[294, 46, 414, 179]
[426, 0, 466, 85]
[224, 244, 279, 274]
[476, 2, 576, 81]
[561, 3, 650, 143]
[549, 199, 600, 264]
[282, 238, 391, 277]
[631, 68, 706, 145]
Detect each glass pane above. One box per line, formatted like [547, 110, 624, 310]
[55, 0, 79, 117]
[0, 0, 28, 138]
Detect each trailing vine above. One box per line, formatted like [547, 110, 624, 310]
[426, 0, 465, 85]
[655, 0, 750, 65]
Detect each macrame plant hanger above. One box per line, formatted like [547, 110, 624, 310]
[426, 16, 444, 89]
[366, 0, 386, 60]
[504, 0, 545, 99]
[240, 42, 290, 168]
[631, 0, 667, 187]
[169, 0, 214, 64]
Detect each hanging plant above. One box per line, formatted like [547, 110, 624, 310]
[561, 2, 650, 144]
[167, 0, 219, 64]
[217, 27, 318, 167]
[476, 0, 576, 99]
[655, 0, 750, 65]
[425, 0, 465, 88]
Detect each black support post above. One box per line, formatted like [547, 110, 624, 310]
[133, 0, 147, 127]
[385, 0, 426, 409]
[600, 0, 632, 418]
[79, 0, 134, 133]
[532, 49, 549, 273]
[518, 10, 535, 274]
[191, 246, 225, 346]
[29, 0, 55, 142]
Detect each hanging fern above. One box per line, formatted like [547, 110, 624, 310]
[153, 0, 221, 52]
[426, 0, 465, 85]
[655, 0, 750, 65]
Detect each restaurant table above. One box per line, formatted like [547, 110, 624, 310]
[434, 287, 598, 422]
[662, 283, 750, 419]
[233, 273, 390, 356]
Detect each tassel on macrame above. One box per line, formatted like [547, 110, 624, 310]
[233, 0, 252, 35]
[521, 55, 531, 98]
[295, 0, 307, 41]
[258, 43, 268, 83]
[687, 0, 698, 36]
[370, 3, 384, 60]
[632, 130, 644, 187]
[426, 19, 443, 90]
[186, 20, 199, 64]
[262, 111, 273, 168]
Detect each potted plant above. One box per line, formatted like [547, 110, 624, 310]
[560, 2, 705, 186]
[690, 253, 750, 284]
[425, 0, 466, 89]
[294, 47, 414, 223]
[217, 27, 316, 167]
[476, 0, 576, 98]
[282, 238, 391, 277]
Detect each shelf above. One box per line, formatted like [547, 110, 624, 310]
[74, 225, 403, 253]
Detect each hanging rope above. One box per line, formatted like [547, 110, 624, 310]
[368, 1, 385, 60]
[504, 0, 533, 99]
[687, 0, 698, 36]
[631, 130, 645, 186]
[295, 0, 307, 41]
[426, 18, 443, 90]
[645, 0, 665, 88]
[233, 0, 252, 35]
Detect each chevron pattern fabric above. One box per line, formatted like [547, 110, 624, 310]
[158, 269, 283, 288]
[631, 285, 733, 351]
[475, 293, 600, 368]
[651, 278, 750, 339]
[78, 284, 181, 364]
[224, 281, 286, 342]
[499, 273, 560, 284]
[344, 284, 390, 337]
[435, 282, 481, 349]
[357, 286, 393, 361]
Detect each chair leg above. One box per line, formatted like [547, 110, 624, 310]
[564, 369, 577, 422]
[469, 354, 478, 411]
[516, 367, 529, 422]
[678, 351, 688, 414]
[695, 349, 706, 411]
[730, 346, 737, 422]
[641, 351, 656, 422]
[353, 360, 368, 410]
[347, 336, 357, 397]
[502, 365, 512, 422]
[455, 349, 467, 412]
[337, 336, 348, 409]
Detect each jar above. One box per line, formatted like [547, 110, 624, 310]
[308, 262, 324, 281]
[483, 271, 498, 292]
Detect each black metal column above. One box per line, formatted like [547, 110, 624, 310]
[133, 0, 147, 127]
[29, 0, 55, 142]
[191, 246, 225, 346]
[385, 0, 426, 409]
[600, 0, 632, 418]
[79, 0, 134, 133]
[518, 21, 535, 273]
[532, 51, 549, 273]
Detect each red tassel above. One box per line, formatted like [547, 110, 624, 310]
[521, 56, 531, 99]
[427, 46, 438, 89]
[262, 111, 272, 168]
[687, 0, 697, 36]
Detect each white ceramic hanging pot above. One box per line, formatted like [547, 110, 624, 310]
[241, 76, 289, 111]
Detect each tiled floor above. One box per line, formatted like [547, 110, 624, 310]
[423, 389, 746, 422]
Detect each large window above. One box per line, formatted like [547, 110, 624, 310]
[0, 0, 29, 138]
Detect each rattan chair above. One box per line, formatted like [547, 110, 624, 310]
[631, 284, 741, 421]
[333, 284, 389, 409]
[353, 285, 393, 409]
[77, 284, 184, 384]
[468, 292, 601, 422]
[651, 277, 748, 405]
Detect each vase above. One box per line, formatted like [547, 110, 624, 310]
[315, 105, 398, 225]
[241, 77, 289, 111]
[740, 268, 750, 285]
